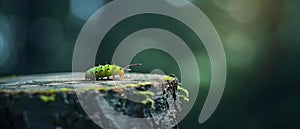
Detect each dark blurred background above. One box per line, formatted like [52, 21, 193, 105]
[0, 0, 299, 129]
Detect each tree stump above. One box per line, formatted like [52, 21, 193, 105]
[0, 73, 188, 129]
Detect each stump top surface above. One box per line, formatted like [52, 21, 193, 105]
[0, 72, 167, 92]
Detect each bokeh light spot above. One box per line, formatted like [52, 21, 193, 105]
[212, 0, 261, 23]
[166, 0, 196, 7]
[150, 69, 165, 75]
[0, 33, 10, 67]
[0, 16, 13, 68]
[225, 31, 256, 68]
[70, 0, 104, 20]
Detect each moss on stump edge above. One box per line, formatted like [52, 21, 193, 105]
[0, 72, 189, 129]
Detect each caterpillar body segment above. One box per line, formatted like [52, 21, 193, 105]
[85, 63, 142, 80]
[84, 67, 97, 80]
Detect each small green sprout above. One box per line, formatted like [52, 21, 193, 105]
[137, 91, 155, 96]
[135, 91, 155, 108]
[141, 97, 155, 108]
[178, 85, 189, 97]
[178, 94, 189, 102]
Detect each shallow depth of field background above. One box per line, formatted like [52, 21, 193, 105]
[0, 0, 299, 128]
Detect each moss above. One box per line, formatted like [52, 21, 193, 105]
[48, 89, 57, 93]
[59, 88, 72, 92]
[81, 87, 111, 91]
[40, 94, 56, 103]
[138, 82, 152, 86]
[96, 87, 112, 91]
[126, 84, 138, 88]
[164, 76, 174, 81]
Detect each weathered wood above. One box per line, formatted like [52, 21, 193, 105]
[0, 73, 186, 129]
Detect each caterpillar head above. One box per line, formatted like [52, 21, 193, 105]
[111, 65, 125, 79]
[119, 63, 142, 79]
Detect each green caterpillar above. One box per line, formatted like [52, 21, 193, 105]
[85, 63, 142, 80]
